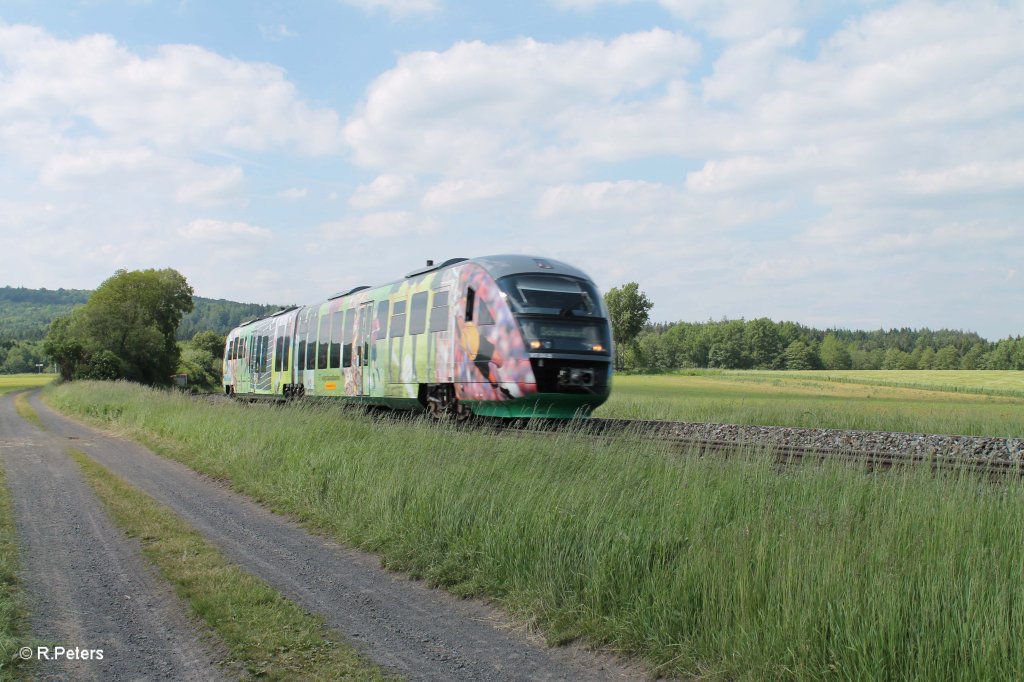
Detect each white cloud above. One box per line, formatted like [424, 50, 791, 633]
[537, 180, 675, 218]
[348, 173, 416, 208]
[340, 0, 441, 19]
[344, 29, 701, 175]
[0, 23, 345, 157]
[322, 210, 435, 238]
[421, 179, 508, 209]
[278, 187, 309, 200]
[174, 165, 246, 206]
[178, 219, 272, 242]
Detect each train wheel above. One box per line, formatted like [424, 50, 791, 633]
[425, 384, 470, 421]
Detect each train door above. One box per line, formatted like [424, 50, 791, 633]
[428, 287, 452, 382]
[237, 333, 252, 394]
[358, 301, 373, 395]
[303, 308, 318, 395]
[272, 320, 288, 395]
[370, 299, 389, 397]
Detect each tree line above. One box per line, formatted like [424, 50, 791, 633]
[0, 285, 280, 343]
[605, 283, 1024, 372]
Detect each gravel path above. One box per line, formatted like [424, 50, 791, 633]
[27, 392, 642, 682]
[0, 393, 225, 681]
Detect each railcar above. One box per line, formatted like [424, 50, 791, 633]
[222, 255, 612, 418]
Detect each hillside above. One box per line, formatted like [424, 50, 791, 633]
[0, 286, 284, 342]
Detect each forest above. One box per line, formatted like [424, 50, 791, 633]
[0, 285, 282, 375]
[629, 318, 1024, 371]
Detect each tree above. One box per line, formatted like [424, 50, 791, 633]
[933, 345, 959, 370]
[784, 339, 816, 370]
[604, 283, 653, 370]
[189, 331, 227, 360]
[819, 334, 852, 370]
[44, 269, 194, 385]
[745, 318, 782, 369]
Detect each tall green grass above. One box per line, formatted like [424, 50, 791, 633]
[48, 381, 1024, 680]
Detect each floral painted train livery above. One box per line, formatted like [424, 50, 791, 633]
[223, 255, 612, 418]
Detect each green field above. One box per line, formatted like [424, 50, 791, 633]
[0, 374, 54, 396]
[596, 370, 1024, 437]
[47, 380, 1024, 680]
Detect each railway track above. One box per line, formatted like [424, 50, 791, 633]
[497, 416, 1024, 476]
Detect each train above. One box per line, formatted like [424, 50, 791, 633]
[222, 255, 613, 418]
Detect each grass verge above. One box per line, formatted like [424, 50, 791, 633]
[12, 394, 44, 432]
[67, 449, 394, 681]
[50, 381, 1024, 680]
[0, 460, 26, 680]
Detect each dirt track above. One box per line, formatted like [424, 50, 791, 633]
[0, 392, 225, 681]
[20, 391, 641, 681]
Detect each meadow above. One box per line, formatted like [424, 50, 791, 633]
[47, 380, 1024, 680]
[0, 373, 54, 396]
[596, 370, 1024, 438]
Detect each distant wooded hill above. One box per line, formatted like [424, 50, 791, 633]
[0, 286, 284, 342]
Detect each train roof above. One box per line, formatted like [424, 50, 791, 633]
[228, 254, 596, 334]
[469, 254, 593, 282]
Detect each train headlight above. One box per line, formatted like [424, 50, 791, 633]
[529, 340, 542, 349]
[592, 344, 604, 352]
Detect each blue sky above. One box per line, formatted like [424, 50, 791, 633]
[0, 0, 1021, 339]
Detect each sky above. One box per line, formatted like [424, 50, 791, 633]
[0, 1, 1021, 340]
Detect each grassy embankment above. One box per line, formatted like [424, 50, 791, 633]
[598, 371, 1024, 437]
[48, 380, 1024, 680]
[66, 449, 393, 681]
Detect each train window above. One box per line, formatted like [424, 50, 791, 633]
[465, 288, 475, 322]
[274, 336, 284, 372]
[317, 313, 330, 369]
[342, 308, 356, 367]
[478, 301, 494, 326]
[262, 335, 270, 372]
[329, 310, 342, 368]
[409, 292, 428, 335]
[390, 299, 406, 338]
[429, 291, 449, 332]
[227, 338, 234, 360]
[375, 300, 388, 340]
[296, 312, 307, 371]
[497, 274, 602, 317]
[305, 313, 317, 370]
[282, 337, 291, 372]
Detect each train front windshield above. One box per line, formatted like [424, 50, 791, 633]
[497, 274, 611, 353]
